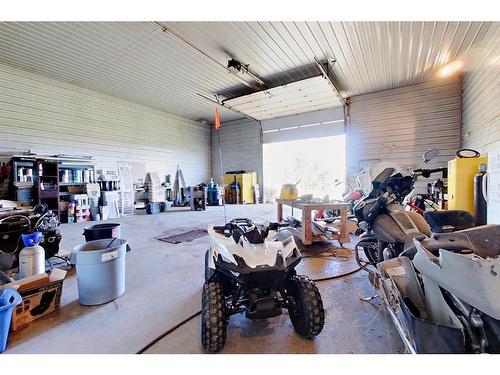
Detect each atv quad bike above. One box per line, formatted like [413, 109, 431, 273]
[202, 218, 324, 353]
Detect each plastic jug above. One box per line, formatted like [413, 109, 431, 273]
[19, 232, 45, 279]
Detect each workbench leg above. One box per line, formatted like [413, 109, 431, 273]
[302, 207, 312, 246]
[277, 202, 283, 222]
[339, 207, 349, 244]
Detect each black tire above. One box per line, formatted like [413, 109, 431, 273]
[201, 279, 227, 353]
[204, 249, 214, 280]
[286, 275, 324, 338]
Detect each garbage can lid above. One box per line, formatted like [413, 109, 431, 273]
[83, 223, 121, 231]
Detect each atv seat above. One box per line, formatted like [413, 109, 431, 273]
[419, 225, 500, 259]
[423, 210, 475, 233]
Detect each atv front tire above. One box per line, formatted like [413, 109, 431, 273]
[286, 275, 324, 338]
[201, 279, 227, 352]
[204, 249, 214, 280]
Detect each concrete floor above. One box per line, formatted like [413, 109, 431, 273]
[4, 204, 404, 354]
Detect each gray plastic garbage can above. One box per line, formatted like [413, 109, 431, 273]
[72, 238, 127, 306]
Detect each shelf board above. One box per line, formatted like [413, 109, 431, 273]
[59, 182, 87, 186]
[59, 166, 94, 170]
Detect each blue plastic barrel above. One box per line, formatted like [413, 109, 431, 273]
[0, 288, 22, 353]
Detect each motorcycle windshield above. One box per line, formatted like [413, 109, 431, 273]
[372, 167, 395, 189]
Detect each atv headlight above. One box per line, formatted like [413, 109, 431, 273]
[275, 250, 285, 268]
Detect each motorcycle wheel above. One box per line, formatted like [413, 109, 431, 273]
[286, 275, 324, 338]
[201, 278, 227, 353]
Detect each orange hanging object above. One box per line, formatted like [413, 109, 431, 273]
[214, 108, 221, 129]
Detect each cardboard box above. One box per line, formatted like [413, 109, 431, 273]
[0, 268, 67, 331]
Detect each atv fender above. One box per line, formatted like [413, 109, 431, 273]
[413, 239, 500, 320]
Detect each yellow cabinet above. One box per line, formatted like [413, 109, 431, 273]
[223, 172, 257, 204]
[448, 156, 487, 214]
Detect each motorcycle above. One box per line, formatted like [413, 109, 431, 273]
[353, 149, 474, 265]
[353, 149, 500, 353]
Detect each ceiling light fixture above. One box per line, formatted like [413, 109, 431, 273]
[438, 60, 464, 78]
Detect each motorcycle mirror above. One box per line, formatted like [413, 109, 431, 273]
[423, 149, 439, 164]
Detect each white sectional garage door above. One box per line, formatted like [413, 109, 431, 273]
[261, 107, 345, 143]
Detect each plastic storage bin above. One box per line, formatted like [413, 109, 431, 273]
[146, 202, 160, 214]
[0, 288, 22, 353]
[83, 223, 122, 242]
[72, 238, 127, 306]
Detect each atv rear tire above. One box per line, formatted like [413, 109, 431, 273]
[201, 279, 227, 353]
[204, 249, 214, 280]
[286, 275, 324, 338]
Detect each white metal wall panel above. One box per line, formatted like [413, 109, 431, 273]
[347, 76, 462, 185]
[261, 107, 344, 143]
[211, 118, 262, 189]
[0, 63, 210, 184]
[462, 24, 500, 153]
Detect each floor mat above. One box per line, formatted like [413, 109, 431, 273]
[158, 228, 208, 244]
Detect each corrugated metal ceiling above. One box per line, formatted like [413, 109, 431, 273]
[0, 21, 494, 123]
[166, 21, 494, 98]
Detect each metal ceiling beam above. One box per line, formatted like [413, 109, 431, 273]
[153, 21, 262, 91]
[314, 58, 347, 106]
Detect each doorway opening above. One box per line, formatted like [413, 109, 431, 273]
[262, 135, 346, 203]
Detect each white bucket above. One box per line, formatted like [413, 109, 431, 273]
[71, 238, 127, 306]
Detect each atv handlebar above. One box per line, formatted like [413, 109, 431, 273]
[213, 220, 289, 237]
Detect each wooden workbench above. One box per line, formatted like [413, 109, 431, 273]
[276, 199, 351, 245]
